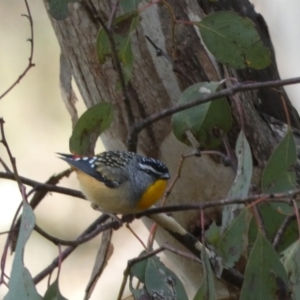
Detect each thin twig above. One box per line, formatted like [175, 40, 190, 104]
[145, 35, 172, 62]
[273, 215, 295, 250]
[0, 118, 28, 284]
[107, 0, 119, 29]
[164, 153, 196, 200]
[0, 0, 35, 99]
[125, 224, 147, 250]
[0, 119, 23, 195]
[201, 150, 232, 167]
[0, 158, 11, 173]
[34, 218, 118, 247]
[33, 214, 110, 284]
[127, 76, 300, 148]
[252, 204, 267, 236]
[0, 171, 84, 199]
[135, 191, 297, 217]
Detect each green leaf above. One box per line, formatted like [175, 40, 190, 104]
[171, 82, 232, 148]
[240, 231, 289, 300]
[248, 203, 298, 254]
[69, 103, 113, 155]
[222, 131, 252, 230]
[205, 222, 221, 247]
[96, 12, 139, 85]
[217, 209, 248, 268]
[198, 12, 271, 69]
[145, 255, 188, 300]
[194, 239, 216, 300]
[43, 279, 68, 300]
[118, 35, 135, 85]
[48, 0, 79, 21]
[129, 252, 188, 300]
[129, 251, 148, 286]
[120, 0, 141, 13]
[4, 202, 42, 300]
[261, 129, 297, 214]
[281, 240, 300, 299]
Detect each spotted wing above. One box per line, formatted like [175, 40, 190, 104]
[58, 153, 127, 188]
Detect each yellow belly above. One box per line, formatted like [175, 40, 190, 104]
[76, 170, 167, 214]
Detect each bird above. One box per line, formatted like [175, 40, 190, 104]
[58, 151, 170, 215]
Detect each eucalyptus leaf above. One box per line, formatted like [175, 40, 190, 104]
[240, 231, 289, 300]
[172, 82, 232, 149]
[120, 0, 141, 13]
[198, 12, 271, 69]
[129, 251, 148, 286]
[145, 255, 188, 300]
[222, 131, 252, 230]
[248, 203, 298, 254]
[261, 129, 297, 214]
[193, 238, 216, 300]
[281, 240, 300, 299]
[218, 209, 248, 268]
[96, 12, 138, 84]
[4, 203, 41, 300]
[129, 251, 188, 300]
[48, 0, 79, 20]
[69, 102, 113, 155]
[43, 279, 68, 300]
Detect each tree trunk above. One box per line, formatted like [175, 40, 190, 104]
[43, 0, 297, 298]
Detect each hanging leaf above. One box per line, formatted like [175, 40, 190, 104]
[129, 251, 148, 286]
[69, 102, 113, 155]
[198, 12, 271, 69]
[145, 255, 188, 300]
[84, 228, 113, 300]
[193, 242, 216, 300]
[240, 231, 289, 300]
[261, 129, 297, 214]
[222, 131, 252, 230]
[96, 12, 139, 84]
[205, 221, 221, 247]
[171, 82, 232, 149]
[48, 0, 79, 21]
[129, 251, 188, 300]
[248, 203, 298, 254]
[281, 240, 300, 299]
[4, 203, 42, 300]
[120, 0, 141, 13]
[43, 279, 68, 300]
[217, 209, 248, 268]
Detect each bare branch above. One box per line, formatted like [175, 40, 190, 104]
[34, 217, 115, 247]
[127, 76, 300, 148]
[0, 171, 84, 199]
[135, 191, 299, 217]
[33, 214, 110, 284]
[0, 0, 35, 100]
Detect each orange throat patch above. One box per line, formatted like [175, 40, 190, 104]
[137, 179, 167, 210]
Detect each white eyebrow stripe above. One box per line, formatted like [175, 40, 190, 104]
[138, 163, 164, 175]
